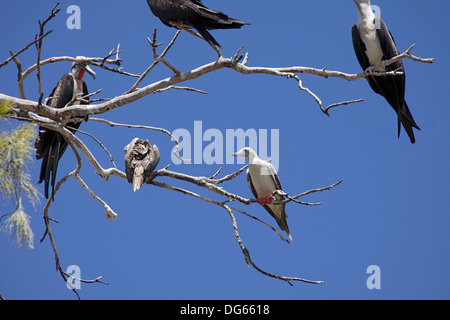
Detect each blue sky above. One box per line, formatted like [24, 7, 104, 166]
[1, 0, 449, 300]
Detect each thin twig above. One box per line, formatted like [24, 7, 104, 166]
[75, 174, 118, 220]
[323, 99, 365, 115]
[35, 3, 60, 105]
[88, 117, 188, 163]
[277, 180, 344, 204]
[127, 29, 181, 93]
[0, 30, 53, 69]
[222, 204, 323, 284]
[226, 205, 290, 243]
[153, 85, 207, 95]
[74, 127, 117, 169]
[40, 139, 108, 300]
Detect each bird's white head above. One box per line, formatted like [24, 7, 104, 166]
[353, 0, 374, 18]
[71, 56, 96, 80]
[231, 147, 257, 161]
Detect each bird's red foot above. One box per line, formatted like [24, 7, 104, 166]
[256, 194, 274, 205]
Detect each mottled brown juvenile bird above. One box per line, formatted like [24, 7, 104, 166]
[124, 138, 160, 191]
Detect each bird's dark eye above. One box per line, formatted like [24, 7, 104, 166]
[244, 149, 249, 157]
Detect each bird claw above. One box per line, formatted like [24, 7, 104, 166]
[256, 194, 274, 206]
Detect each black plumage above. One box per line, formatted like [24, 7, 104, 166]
[124, 138, 160, 191]
[352, 18, 420, 143]
[146, 0, 249, 51]
[35, 60, 95, 199]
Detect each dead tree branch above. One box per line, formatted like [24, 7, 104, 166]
[1, 36, 433, 121]
[35, 3, 61, 105]
[222, 204, 323, 285]
[0, 30, 53, 69]
[127, 29, 182, 93]
[40, 139, 108, 300]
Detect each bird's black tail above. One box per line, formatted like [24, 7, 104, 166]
[398, 101, 420, 144]
[195, 26, 223, 51]
[193, 9, 249, 51]
[38, 135, 62, 200]
[196, 5, 249, 30]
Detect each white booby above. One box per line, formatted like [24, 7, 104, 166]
[146, 0, 249, 52]
[35, 57, 96, 199]
[232, 147, 292, 241]
[124, 138, 160, 192]
[352, 0, 420, 143]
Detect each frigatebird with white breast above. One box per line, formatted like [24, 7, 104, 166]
[352, 0, 420, 143]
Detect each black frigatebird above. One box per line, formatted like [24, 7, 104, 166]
[35, 57, 96, 199]
[146, 0, 249, 53]
[124, 138, 160, 192]
[232, 147, 292, 241]
[352, 0, 420, 143]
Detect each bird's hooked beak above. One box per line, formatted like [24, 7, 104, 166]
[83, 64, 96, 80]
[72, 56, 97, 80]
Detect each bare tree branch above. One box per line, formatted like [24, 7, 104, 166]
[222, 204, 324, 285]
[87, 117, 188, 163]
[35, 3, 61, 105]
[127, 29, 181, 93]
[0, 30, 53, 69]
[39, 139, 108, 300]
[75, 174, 118, 221]
[1, 41, 433, 121]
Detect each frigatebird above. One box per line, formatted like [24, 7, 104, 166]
[124, 138, 160, 191]
[35, 57, 96, 199]
[232, 147, 292, 241]
[352, 0, 420, 143]
[146, 0, 249, 52]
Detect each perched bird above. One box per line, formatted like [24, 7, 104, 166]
[124, 138, 160, 192]
[352, 0, 420, 143]
[146, 0, 249, 52]
[35, 57, 96, 199]
[232, 147, 292, 241]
